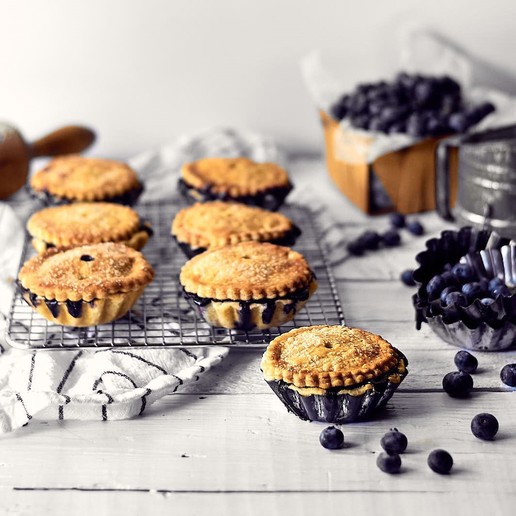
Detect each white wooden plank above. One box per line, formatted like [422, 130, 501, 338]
[0, 392, 515, 494]
[0, 489, 513, 516]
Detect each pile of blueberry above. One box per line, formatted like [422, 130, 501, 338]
[330, 72, 495, 137]
[347, 212, 425, 257]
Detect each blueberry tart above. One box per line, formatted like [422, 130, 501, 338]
[261, 325, 408, 423]
[179, 241, 317, 330]
[171, 201, 300, 258]
[18, 242, 154, 327]
[27, 202, 152, 253]
[30, 155, 143, 205]
[178, 157, 292, 210]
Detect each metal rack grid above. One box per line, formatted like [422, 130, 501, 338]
[6, 198, 345, 350]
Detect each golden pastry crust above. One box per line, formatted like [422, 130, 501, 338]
[179, 241, 314, 300]
[181, 157, 290, 196]
[261, 325, 404, 389]
[172, 201, 295, 249]
[27, 203, 150, 251]
[18, 242, 154, 302]
[30, 155, 142, 201]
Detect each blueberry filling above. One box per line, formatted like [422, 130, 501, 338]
[80, 254, 94, 262]
[172, 224, 302, 259]
[29, 183, 144, 206]
[182, 278, 315, 330]
[20, 284, 94, 320]
[177, 178, 292, 211]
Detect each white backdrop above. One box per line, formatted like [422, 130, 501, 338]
[1, 0, 515, 158]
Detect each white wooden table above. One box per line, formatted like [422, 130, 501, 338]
[1, 157, 515, 515]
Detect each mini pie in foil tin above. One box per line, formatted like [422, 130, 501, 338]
[413, 227, 516, 351]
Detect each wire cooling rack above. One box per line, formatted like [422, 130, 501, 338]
[6, 197, 344, 350]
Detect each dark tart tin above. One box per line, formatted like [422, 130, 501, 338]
[265, 352, 408, 424]
[412, 227, 516, 350]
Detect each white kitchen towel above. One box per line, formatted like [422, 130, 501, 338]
[0, 127, 287, 433]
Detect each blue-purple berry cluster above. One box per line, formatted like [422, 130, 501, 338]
[330, 72, 495, 137]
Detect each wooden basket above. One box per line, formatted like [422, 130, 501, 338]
[320, 111, 458, 214]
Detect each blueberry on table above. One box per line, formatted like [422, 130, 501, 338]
[380, 429, 408, 455]
[471, 413, 499, 440]
[376, 452, 402, 474]
[358, 230, 382, 250]
[442, 371, 473, 398]
[454, 350, 478, 374]
[383, 229, 401, 247]
[427, 449, 453, 474]
[400, 269, 416, 287]
[347, 240, 365, 256]
[389, 212, 406, 228]
[406, 220, 425, 236]
[451, 263, 476, 284]
[500, 364, 516, 387]
[319, 426, 344, 450]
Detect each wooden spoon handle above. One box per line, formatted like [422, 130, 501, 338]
[30, 125, 96, 158]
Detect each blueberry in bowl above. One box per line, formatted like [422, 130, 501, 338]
[412, 227, 516, 351]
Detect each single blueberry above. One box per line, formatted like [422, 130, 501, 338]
[400, 269, 416, 287]
[330, 101, 348, 121]
[376, 452, 402, 474]
[80, 255, 94, 262]
[380, 429, 408, 455]
[461, 282, 486, 303]
[488, 277, 505, 294]
[454, 350, 478, 374]
[444, 291, 467, 308]
[319, 426, 344, 450]
[480, 297, 495, 306]
[467, 102, 496, 125]
[451, 263, 476, 284]
[406, 220, 425, 236]
[471, 413, 499, 441]
[389, 212, 406, 228]
[491, 285, 511, 298]
[383, 229, 401, 247]
[426, 274, 447, 300]
[442, 371, 473, 398]
[448, 112, 469, 133]
[440, 286, 459, 304]
[347, 240, 365, 256]
[358, 230, 382, 250]
[427, 449, 453, 474]
[500, 364, 516, 387]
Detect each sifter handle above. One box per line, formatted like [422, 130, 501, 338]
[30, 125, 96, 158]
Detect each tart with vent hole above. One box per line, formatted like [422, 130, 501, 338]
[30, 155, 143, 205]
[179, 241, 317, 330]
[27, 202, 152, 253]
[18, 242, 154, 327]
[178, 157, 292, 210]
[171, 201, 300, 258]
[261, 325, 408, 423]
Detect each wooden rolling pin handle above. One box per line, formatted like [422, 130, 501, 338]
[30, 125, 96, 158]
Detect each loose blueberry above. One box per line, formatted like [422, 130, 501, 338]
[319, 426, 344, 450]
[406, 220, 424, 236]
[427, 449, 453, 474]
[389, 212, 406, 228]
[451, 263, 476, 284]
[442, 371, 473, 398]
[347, 240, 365, 256]
[500, 364, 516, 387]
[380, 429, 408, 455]
[358, 230, 382, 250]
[383, 229, 401, 247]
[454, 350, 478, 374]
[400, 269, 416, 287]
[376, 452, 402, 474]
[471, 413, 499, 440]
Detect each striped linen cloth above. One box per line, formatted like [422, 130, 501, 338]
[0, 127, 287, 433]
